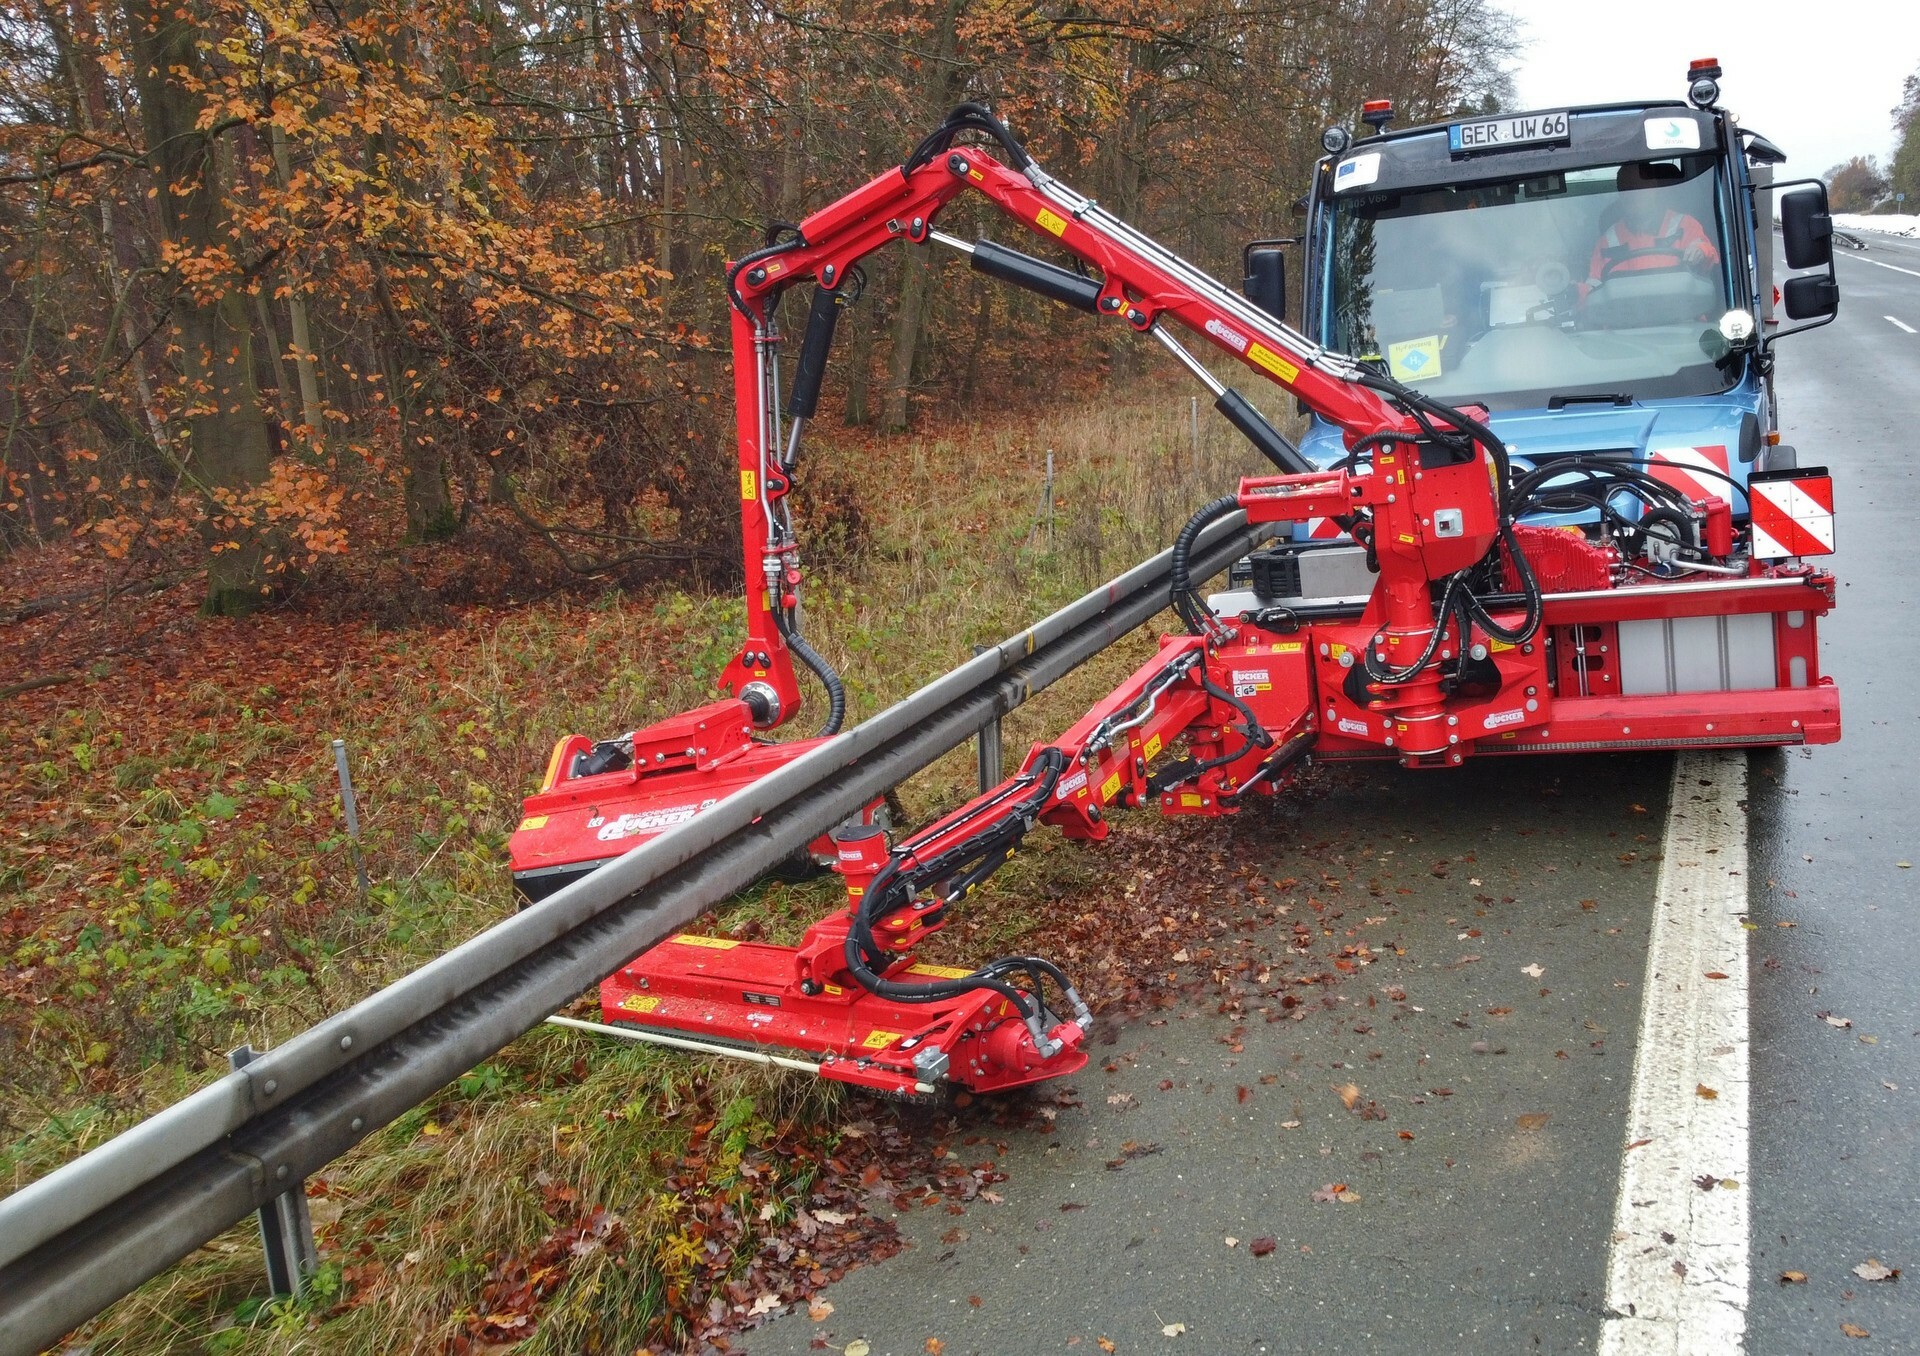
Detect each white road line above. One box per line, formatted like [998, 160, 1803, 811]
[1886, 315, 1918, 334]
[1598, 751, 1751, 1355]
[1842, 254, 1920, 280]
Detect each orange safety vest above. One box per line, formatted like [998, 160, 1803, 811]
[1585, 210, 1720, 291]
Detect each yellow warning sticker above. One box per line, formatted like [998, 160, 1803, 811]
[968, 168, 985, 183]
[906, 962, 974, 979]
[862, 1029, 903, 1050]
[1143, 733, 1163, 761]
[1488, 639, 1514, 653]
[1180, 792, 1204, 808]
[1272, 642, 1304, 654]
[1101, 770, 1124, 802]
[1247, 342, 1301, 384]
[823, 983, 844, 996]
[671, 934, 739, 950]
[741, 469, 756, 501]
[1036, 207, 1070, 237]
[1387, 335, 1443, 383]
[516, 814, 548, 832]
[618, 993, 661, 1014]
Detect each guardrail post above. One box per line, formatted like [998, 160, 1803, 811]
[332, 738, 370, 907]
[973, 647, 1002, 792]
[229, 1045, 317, 1297]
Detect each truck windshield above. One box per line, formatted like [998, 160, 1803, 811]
[1325, 155, 1736, 410]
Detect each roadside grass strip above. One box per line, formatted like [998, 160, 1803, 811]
[1599, 751, 1751, 1355]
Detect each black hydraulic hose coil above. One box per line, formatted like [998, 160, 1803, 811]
[774, 609, 847, 737]
[1171, 496, 1243, 635]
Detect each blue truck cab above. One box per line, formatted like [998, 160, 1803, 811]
[1272, 63, 1839, 536]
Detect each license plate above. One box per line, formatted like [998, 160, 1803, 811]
[1448, 110, 1569, 154]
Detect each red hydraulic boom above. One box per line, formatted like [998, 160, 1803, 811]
[513, 106, 1839, 1099]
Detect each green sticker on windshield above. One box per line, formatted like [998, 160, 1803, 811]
[1387, 335, 1444, 383]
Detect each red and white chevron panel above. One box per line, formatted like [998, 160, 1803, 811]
[1649, 444, 1731, 504]
[1305, 516, 1346, 540]
[1749, 474, 1835, 560]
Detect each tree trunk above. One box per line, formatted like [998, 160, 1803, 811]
[126, 0, 276, 614]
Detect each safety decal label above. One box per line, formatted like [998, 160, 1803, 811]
[1100, 771, 1124, 802]
[741, 469, 756, 501]
[1232, 667, 1272, 698]
[618, 993, 661, 1014]
[1644, 117, 1702, 151]
[516, 814, 547, 832]
[906, 962, 974, 979]
[1270, 641, 1304, 654]
[1387, 335, 1443, 383]
[1179, 793, 1203, 808]
[1749, 474, 1835, 559]
[862, 1029, 903, 1050]
[1035, 207, 1070, 238]
[1334, 152, 1381, 192]
[1648, 444, 1730, 504]
[1143, 733, 1163, 761]
[1246, 342, 1301, 384]
[671, 934, 740, 950]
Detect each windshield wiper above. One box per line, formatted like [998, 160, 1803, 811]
[1547, 392, 1635, 410]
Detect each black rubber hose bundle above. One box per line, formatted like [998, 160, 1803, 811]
[773, 608, 847, 737]
[1171, 495, 1243, 635]
[841, 748, 1069, 1020]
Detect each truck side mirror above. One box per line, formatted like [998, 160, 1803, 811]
[1243, 240, 1292, 321]
[1783, 274, 1839, 320]
[1780, 186, 1832, 270]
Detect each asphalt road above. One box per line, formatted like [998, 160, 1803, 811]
[744, 244, 1920, 1356]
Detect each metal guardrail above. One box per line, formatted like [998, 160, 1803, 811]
[0, 512, 1264, 1355]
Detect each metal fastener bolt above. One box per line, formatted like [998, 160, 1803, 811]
[823, 264, 836, 284]
[1525, 685, 1537, 696]
[263, 1079, 278, 1095]
[339, 1035, 352, 1051]
[1526, 698, 1538, 712]
[1447, 715, 1458, 726]
[351, 1117, 364, 1132]
[275, 1165, 289, 1181]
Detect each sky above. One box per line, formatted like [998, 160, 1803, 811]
[1503, 0, 1920, 181]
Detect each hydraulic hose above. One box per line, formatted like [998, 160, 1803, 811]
[774, 608, 847, 737]
[1171, 496, 1243, 635]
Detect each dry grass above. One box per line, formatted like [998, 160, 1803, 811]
[1, 379, 1278, 1353]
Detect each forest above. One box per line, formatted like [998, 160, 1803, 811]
[2, 0, 1514, 615]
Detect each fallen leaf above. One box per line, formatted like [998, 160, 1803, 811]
[809, 1298, 835, 1321]
[1224, 1236, 1239, 1248]
[1884, 1081, 1899, 1092]
[1704, 972, 1729, 980]
[814, 1209, 851, 1225]
[1697, 1084, 1719, 1100]
[925, 1340, 945, 1355]
[1780, 1270, 1808, 1284]
[1106, 1093, 1135, 1107]
[846, 1343, 872, 1356]
[420, 1121, 443, 1137]
[1098, 1339, 1117, 1353]
[1842, 1321, 1871, 1339]
[1854, 1259, 1899, 1282]
[1515, 1112, 1550, 1131]
[1279, 1120, 1301, 1129]
[1521, 963, 1545, 978]
[1695, 1174, 1721, 1191]
[1822, 1013, 1854, 1029]
[1898, 861, 1911, 869]
[749, 1293, 782, 1316]
[1311, 1183, 1348, 1203]
[1161, 1322, 1187, 1336]
[1250, 1236, 1278, 1255]
[1336, 1083, 1361, 1110]
[1398, 1130, 1415, 1141]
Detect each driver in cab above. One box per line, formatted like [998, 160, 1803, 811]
[1581, 161, 1720, 299]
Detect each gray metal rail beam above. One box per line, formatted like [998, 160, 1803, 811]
[0, 514, 1262, 1355]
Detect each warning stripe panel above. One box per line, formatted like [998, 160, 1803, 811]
[1749, 475, 1835, 558]
[1649, 444, 1732, 505]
